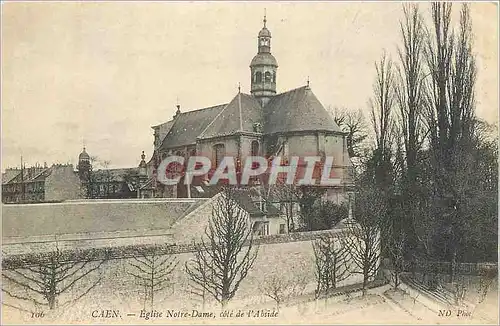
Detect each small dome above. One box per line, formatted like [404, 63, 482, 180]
[259, 27, 271, 38]
[79, 147, 90, 161]
[250, 53, 278, 67]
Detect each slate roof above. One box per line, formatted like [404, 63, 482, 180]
[264, 86, 342, 135]
[232, 188, 282, 217]
[3, 167, 51, 184]
[250, 53, 278, 67]
[199, 93, 263, 139]
[157, 86, 342, 150]
[2, 169, 21, 184]
[189, 184, 281, 217]
[93, 168, 138, 183]
[2, 199, 203, 238]
[160, 104, 226, 149]
[152, 120, 175, 150]
[259, 27, 271, 38]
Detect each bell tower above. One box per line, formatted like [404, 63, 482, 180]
[250, 13, 278, 107]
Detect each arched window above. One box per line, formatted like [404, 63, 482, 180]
[251, 141, 259, 156]
[213, 144, 226, 166]
[264, 71, 272, 82]
[255, 71, 262, 83]
[273, 72, 276, 83]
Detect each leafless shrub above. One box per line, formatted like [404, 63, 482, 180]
[341, 219, 381, 296]
[452, 277, 468, 306]
[2, 245, 109, 311]
[477, 268, 497, 304]
[127, 244, 178, 310]
[313, 235, 351, 299]
[387, 228, 406, 289]
[261, 272, 307, 311]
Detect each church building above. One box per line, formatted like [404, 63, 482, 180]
[146, 15, 354, 204]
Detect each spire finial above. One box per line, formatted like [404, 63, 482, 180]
[238, 82, 241, 93]
[306, 76, 310, 88]
[263, 8, 267, 27]
[141, 150, 145, 161]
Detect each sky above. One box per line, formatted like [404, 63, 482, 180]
[2, 2, 498, 170]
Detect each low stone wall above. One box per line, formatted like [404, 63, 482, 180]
[2, 229, 346, 268]
[2, 228, 364, 315]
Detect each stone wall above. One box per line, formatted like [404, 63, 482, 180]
[2, 228, 366, 314]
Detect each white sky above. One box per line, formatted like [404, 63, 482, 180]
[2, 2, 498, 170]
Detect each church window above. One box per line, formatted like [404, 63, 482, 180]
[273, 72, 276, 83]
[251, 140, 259, 156]
[255, 71, 262, 83]
[213, 144, 225, 166]
[264, 71, 272, 82]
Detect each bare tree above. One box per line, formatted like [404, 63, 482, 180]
[185, 246, 210, 310]
[395, 3, 428, 176]
[2, 246, 109, 311]
[394, 3, 429, 256]
[424, 2, 478, 279]
[476, 268, 496, 304]
[330, 107, 369, 159]
[260, 270, 307, 311]
[340, 209, 381, 295]
[313, 234, 351, 298]
[267, 182, 301, 233]
[127, 244, 178, 310]
[366, 52, 397, 238]
[451, 275, 468, 306]
[100, 160, 112, 197]
[387, 227, 406, 289]
[369, 52, 396, 165]
[185, 187, 258, 308]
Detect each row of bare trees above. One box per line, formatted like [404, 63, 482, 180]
[2, 247, 110, 311]
[2, 245, 180, 313]
[3, 187, 259, 313]
[4, 185, 383, 316]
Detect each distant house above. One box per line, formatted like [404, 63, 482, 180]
[1, 164, 81, 204]
[86, 168, 140, 199]
[229, 188, 287, 236]
[187, 184, 289, 235]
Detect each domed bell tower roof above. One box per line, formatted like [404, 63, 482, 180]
[79, 147, 90, 161]
[259, 15, 271, 38]
[250, 13, 278, 107]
